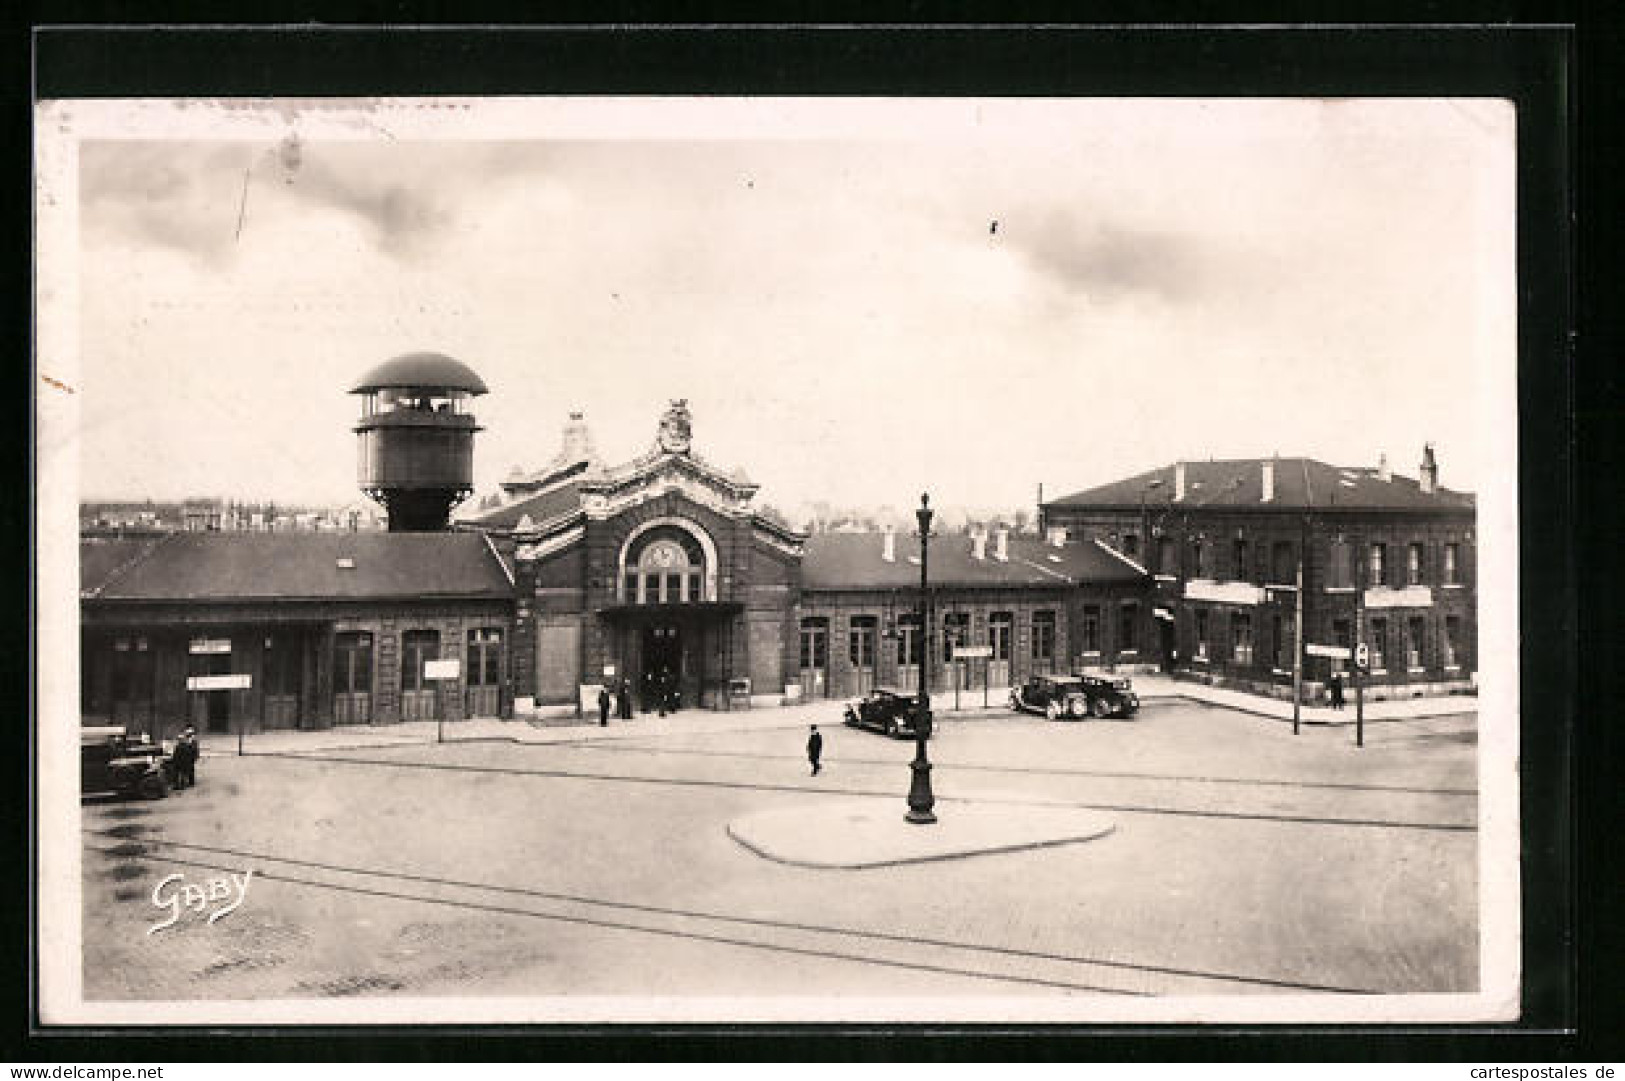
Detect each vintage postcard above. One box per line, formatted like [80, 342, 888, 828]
[36, 95, 1520, 1025]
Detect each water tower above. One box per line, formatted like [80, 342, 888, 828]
[350, 351, 488, 532]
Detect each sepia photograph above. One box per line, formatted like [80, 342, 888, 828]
[36, 94, 1521, 1026]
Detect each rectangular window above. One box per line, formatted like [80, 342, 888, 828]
[1123, 533, 1140, 558]
[401, 630, 440, 691]
[1157, 536, 1176, 576]
[1406, 616, 1425, 669]
[1274, 614, 1294, 669]
[263, 634, 300, 696]
[1327, 541, 1353, 589]
[1369, 618, 1388, 671]
[989, 612, 1013, 661]
[1194, 609, 1210, 661]
[1032, 611, 1056, 668]
[1444, 543, 1460, 585]
[1081, 605, 1101, 653]
[688, 570, 702, 602]
[664, 572, 681, 604]
[849, 616, 877, 668]
[467, 627, 503, 686]
[624, 570, 639, 603]
[1407, 543, 1425, 586]
[1231, 613, 1254, 664]
[1370, 543, 1387, 588]
[897, 615, 923, 667]
[1119, 604, 1138, 652]
[799, 617, 829, 670]
[334, 632, 373, 694]
[1271, 540, 1295, 585]
[1233, 538, 1250, 582]
[943, 613, 970, 663]
[1444, 615, 1462, 667]
[1191, 538, 1205, 579]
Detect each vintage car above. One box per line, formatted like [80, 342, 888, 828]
[843, 687, 929, 739]
[81, 726, 172, 799]
[1010, 674, 1140, 720]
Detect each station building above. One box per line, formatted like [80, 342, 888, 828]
[78, 351, 1477, 739]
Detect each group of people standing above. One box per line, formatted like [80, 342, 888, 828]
[596, 674, 680, 726]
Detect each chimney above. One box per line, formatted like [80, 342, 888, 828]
[1377, 452, 1391, 483]
[995, 526, 1010, 561]
[1420, 443, 1438, 494]
[971, 527, 987, 561]
[1174, 461, 1187, 501]
[1045, 526, 1066, 548]
[1262, 458, 1276, 502]
[881, 525, 896, 562]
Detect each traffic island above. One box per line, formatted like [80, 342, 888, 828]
[727, 797, 1115, 869]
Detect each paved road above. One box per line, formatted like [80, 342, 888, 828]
[81, 699, 1478, 1008]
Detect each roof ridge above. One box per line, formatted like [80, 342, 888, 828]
[1093, 537, 1148, 575]
[85, 531, 178, 599]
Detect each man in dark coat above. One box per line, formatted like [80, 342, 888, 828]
[597, 686, 611, 726]
[806, 724, 823, 776]
[1329, 671, 1345, 710]
[619, 679, 634, 719]
[172, 725, 198, 790]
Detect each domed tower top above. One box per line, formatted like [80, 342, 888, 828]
[351, 352, 488, 532]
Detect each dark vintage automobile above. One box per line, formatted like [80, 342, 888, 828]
[843, 687, 929, 739]
[1011, 674, 1140, 720]
[81, 726, 172, 799]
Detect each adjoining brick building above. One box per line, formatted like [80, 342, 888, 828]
[1040, 451, 1478, 702]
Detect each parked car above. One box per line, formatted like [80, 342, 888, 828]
[1075, 674, 1140, 718]
[1011, 674, 1140, 720]
[81, 726, 172, 799]
[843, 687, 929, 739]
[1010, 675, 1091, 720]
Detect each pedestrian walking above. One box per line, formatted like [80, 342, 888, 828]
[1329, 671, 1345, 710]
[807, 724, 823, 776]
[619, 679, 634, 720]
[172, 725, 198, 790]
[597, 686, 611, 727]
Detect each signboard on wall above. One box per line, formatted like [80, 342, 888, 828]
[424, 659, 461, 680]
[187, 638, 232, 655]
[951, 645, 993, 658]
[1305, 644, 1352, 660]
[186, 674, 251, 691]
[603, 664, 616, 677]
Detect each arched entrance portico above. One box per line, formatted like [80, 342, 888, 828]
[601, 517, 742, 711]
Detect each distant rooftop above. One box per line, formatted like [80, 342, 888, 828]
[1047, 457, 1474, 513]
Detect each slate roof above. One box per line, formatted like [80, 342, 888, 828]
[1046, 458, 1475, 513]
[83, 532, 513, 603]
[459, 482, 583, 531]
[801, 532, 1144, 591]
[80, 536, 163, 596]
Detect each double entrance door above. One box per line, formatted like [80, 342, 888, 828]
[641, 622, 685, 711]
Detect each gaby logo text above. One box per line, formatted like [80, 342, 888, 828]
[147, 870, 254, 935]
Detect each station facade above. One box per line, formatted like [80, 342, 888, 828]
[78, 354, 1478, 737]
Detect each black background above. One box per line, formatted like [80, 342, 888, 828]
[8, 4, 1611, 1065]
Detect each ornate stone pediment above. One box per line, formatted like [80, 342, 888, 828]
[580, 449, 759, 522]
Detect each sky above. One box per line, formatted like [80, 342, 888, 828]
[52, 97, 1515, 519]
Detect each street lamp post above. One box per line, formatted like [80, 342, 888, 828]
[906, 492, 938, 825]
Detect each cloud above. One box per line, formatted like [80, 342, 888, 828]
[1008, 210, 1220, 304]
[271, 139, 451, 257]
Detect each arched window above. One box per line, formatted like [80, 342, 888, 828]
[624, 526, 708, 605]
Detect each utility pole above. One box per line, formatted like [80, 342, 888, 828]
[1292, 538, 1305, 735]
[1355, 541, 1366, 747]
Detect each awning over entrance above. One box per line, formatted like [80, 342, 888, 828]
[595, 601, 745, 620]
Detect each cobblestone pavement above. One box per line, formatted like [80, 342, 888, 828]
[80, 698, 1479, 1018]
